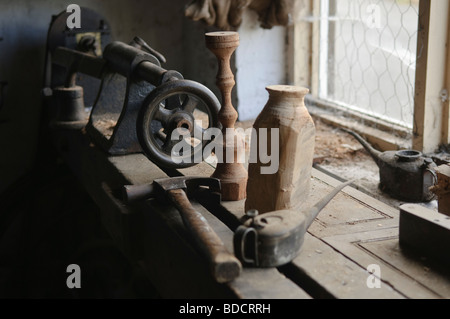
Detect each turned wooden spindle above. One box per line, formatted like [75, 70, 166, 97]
[205, 31, 247, 201]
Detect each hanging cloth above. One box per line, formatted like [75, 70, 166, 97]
[184, 0, 293, 30]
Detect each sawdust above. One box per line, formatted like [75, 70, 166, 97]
[235, 117, 440, 209]
[93, 119, 117, 138]
[236, 117, 405, 208]
[310, 118, 439, 209]
[311, 118, 392, 204]
[236, 118, 376, 173]
[313, 118, 368, 163]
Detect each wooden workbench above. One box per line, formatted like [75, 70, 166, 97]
[53, 127, 450, 299]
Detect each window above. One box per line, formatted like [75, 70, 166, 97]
[288, 0, 450, 153]
[319, 0, 418, 129]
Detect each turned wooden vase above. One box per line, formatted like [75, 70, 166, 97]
[245, 85, 315, 214]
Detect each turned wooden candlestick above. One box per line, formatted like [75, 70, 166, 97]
[205, 31, 247, 201]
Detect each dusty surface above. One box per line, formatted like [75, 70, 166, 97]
[314, 118, 440, 210]
[237, 117, 438, 210]
[157, 111, 437, 210]
[312, 118, 440, 210]
[312, 118, 399, 207]
[93, 119, 117, 138]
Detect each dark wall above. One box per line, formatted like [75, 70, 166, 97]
[0, 0, 220, 193]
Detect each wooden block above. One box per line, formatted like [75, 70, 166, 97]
[399, 203, 450, 267]
[431, 164, 450, 215]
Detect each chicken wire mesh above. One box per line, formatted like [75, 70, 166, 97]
[317, 0, 419, 130]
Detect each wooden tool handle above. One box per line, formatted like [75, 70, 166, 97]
[167, 188, 242, 283]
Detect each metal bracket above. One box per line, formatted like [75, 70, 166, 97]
[85, 42, 165, 154]
[44, 8, 220, 168]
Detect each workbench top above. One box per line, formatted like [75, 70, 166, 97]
[55, 128, 450, 299]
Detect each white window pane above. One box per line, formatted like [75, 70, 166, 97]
[319, 0, 419, 129]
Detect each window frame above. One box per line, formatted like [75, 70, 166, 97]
[287, 0, 450, 153]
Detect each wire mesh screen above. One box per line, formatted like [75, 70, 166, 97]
[319, 0, 419, 129]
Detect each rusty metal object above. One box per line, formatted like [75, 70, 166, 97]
[50, 86, 87, 129]
[44, 7, 111, 111]
[85, 40, 220, 167]
[132, 36, 166, 64]
[44, 10, 221, 168]
[345, 130, 437, 202]
[43, 7, 111, 130]
[123, 176, 242, 283]
[234, 179, 353, 267]
[205, 31, 248, 201]
[137, 79, 220, 168]
[48, 48, 106, 129]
